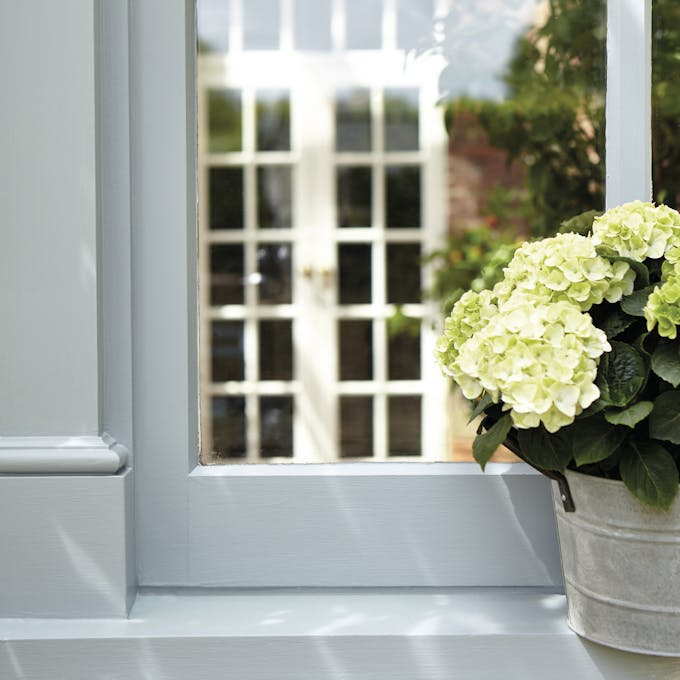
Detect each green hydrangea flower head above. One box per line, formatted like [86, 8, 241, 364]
[591, 200, 680, 261]
[645, 271, 680, 339]
[496, 232, 635, 310]
[434, 289, 499, 397]
[454, 296, 610, 432]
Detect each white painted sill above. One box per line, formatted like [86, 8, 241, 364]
[3, 588, 678, 679]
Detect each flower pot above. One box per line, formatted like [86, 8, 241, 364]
[552, 469, 680, 656]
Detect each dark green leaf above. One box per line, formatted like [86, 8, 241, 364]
[620, 286, 655, 317]
[596, 341, 646, 407]
[649, 391, 680, 444]
[571, 416, 628, 465]
[467, 392, 494, 424]
[580, 399, 606, 418]
[517, 426, 572, 472]
[619, 441, 679, 510]
[472, 415, 512, 470]
[598, 307, 636, 339]
[651, 342, 680, 388]
[604, 401, 653, 428]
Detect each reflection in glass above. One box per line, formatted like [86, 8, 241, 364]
[339, 320, 373, 380]
[259, 320, 293, 380]
[209, 167, 243, 229]
[243, 0, 279, 50]
[340, 396, 373, 457]
[211, 321, 244, 381]
[386, 166, 420, 227]
[652, 2, 680, 207]
[337, 167, 372, 227]
[257, 243, 292, 303]
[339, 244, 372, 303]
[211, 397, 246, 459]
[336, 89, 371, 152]
[388, 329, 420, 380]
[257, 90, 290, 151]
[295, 0, 332, 51]
[346, 0, 382, 50]
[385, 89, 419, 151]
[208, 89, 241, 152]
[396, 0, 434, 51]
[260, 396, 294, 457]
[387, 243, 420, 303]
[388, 396, 421, 456]
[210, 244, 244, 304]
[197, 0, 229, 54]
[257, 166, 292, 229]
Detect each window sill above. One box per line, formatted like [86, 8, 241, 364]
[2, 588, 675, 679]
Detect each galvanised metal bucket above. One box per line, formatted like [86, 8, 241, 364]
[552, 469, 680, 656]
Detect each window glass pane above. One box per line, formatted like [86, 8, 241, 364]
[340, 396, 373, 457]
[388, 396, 420, 456]
[388, 329, 420, 380]
[387, 243, 420, 303]
[295, 0, 332, 51]
[339, 244, 372, 303]
[652, 1, 680, 207]
[346, 0, 383, 49]
[336, 89, 372, 152]
[210, 244, 244, 305]
[257, 166, 292, 229]
[259, 320, 293, 380]
[210, 397, 246, 459]
[257, 243, 292, 304]
[244, 0, 279, 50]
[337, 167, 372, 227]
[385, 89, 419, 151]
[209, 167, 243, 229]
[257, 91, 290, 151]
[208, 89, 241, 152]
[211, 321, 244, 381]
[260, 396, 294, 457]
[339, 320, 373, 380]
[386, 166, 420, 228]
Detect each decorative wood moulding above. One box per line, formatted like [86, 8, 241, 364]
[0, 434, 128, 474]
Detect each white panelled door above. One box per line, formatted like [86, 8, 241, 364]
[198, 49, 448, 462]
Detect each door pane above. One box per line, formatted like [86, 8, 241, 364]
[386, 243, 420, 303]
[210, 244, 244, 305]
[257, 243, 292, 304]
[212, 321, 244, 381]
[388, 329, 420, 380]
[259, 320, 293, 380]
[260, 396, 294, 458]
[388, 396, 421, 456]
[244, 0, 279, 50]
[385, 88, 419, 151]
[386, 166, 420, 228]
[211, 397, 246, 460]
[257, 166, 292, 229]
[209, 167, 243, 230]
[336, 90, 372, 152]
[340, 396, 373, 457]
[337, 167, 373, 227]
[339, 320, 373, 380]
[338, 244, 372, 303]
[257, 90, 290, 151]
[208, 89, 241, 152]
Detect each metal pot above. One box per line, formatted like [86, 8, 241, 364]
[552, 469, 680, 656]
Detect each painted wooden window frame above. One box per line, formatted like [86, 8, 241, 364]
[129, 0, 651, 587]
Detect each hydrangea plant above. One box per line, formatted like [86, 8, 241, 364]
[436, 201, 680, 510]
